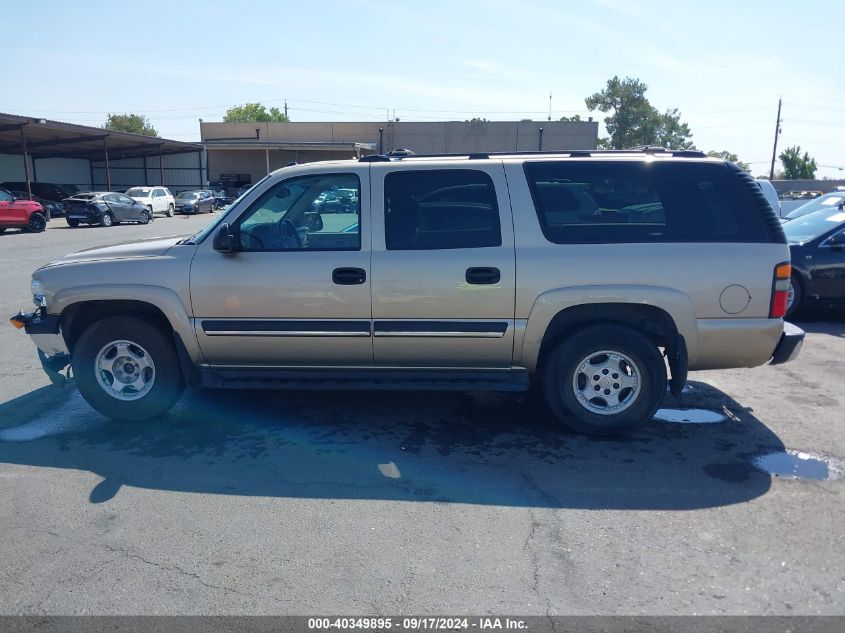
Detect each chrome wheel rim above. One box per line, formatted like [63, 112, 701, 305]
[787, 280, 795, 310]
[95, 340, 155, 401]
[571, 349, 641, 415]
[102, 214, 112, 226]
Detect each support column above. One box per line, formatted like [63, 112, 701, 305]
[20, 127, 32, 200]
[102, 137, 111, 191]
[198, 150, 203, 187]
[265, 148, 270, 175]
[158, 145, 164, 185]
[143, 156, 149, 185]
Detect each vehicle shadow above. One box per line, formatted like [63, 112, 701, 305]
[793, 308, 845, 336]
[0, 381, 783, 509]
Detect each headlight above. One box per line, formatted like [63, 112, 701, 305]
[31, 278, 46, 308]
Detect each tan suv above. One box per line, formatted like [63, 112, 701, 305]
[11, 149, 805, 435]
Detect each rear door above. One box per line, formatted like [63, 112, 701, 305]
[369, 162, 516, 367]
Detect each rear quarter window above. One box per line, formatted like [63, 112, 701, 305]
[523, 161, 774, 244]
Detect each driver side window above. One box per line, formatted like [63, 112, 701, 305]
[236, 173, 361, 252]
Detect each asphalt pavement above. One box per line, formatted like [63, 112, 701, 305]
[0, 216, 843, 615]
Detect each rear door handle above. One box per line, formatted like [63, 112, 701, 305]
[332, 267, 366, 285]
[465, 267, 501, 285]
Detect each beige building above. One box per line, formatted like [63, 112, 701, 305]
[201, 120, 598, 189]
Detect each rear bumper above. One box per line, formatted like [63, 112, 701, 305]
[770, 321, 805, 365]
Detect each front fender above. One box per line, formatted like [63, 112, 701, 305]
[49, 284, 202, 363]
[519, 284, 699, 371]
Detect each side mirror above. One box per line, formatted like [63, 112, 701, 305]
[213, 223, 238, 253]
[304, 212, 323, 232]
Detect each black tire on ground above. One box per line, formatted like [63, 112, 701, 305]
[72, 316, 184, 421]
[67, 218, 80, 228]
[100, 212, 114, 227]
[0, 227, 6, 233]
[542, 324, 666, 436]
[138, 209, 151, 224]
[786, 274, 803, 318]
[25, 213, 47, 233]
[166, 203, 174, 217]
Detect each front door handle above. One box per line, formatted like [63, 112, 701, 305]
[333, 267, 366, 285]
[466, 267, 501, 285]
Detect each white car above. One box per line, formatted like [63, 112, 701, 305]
[125, 186, 175, 217]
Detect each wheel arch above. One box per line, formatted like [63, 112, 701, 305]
[521, 285, 698, 374]
[52, 286, 203, 367]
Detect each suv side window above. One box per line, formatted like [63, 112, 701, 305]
[524, 161, 767, 244]
[0, 190, 13, 202]
[236, 173, 360, 252]
[385, 169, 501, 250]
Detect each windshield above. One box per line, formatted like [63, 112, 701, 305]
[126, 188, 150, 197]
[177, 192, 198, 200]
[180, 175, 273, 245]
[782, 209, 845, 243]
[786, 193, 845, 220]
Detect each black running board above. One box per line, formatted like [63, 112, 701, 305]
[200, 367, 530, 392]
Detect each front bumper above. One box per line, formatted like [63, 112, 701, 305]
[10, 310, 70, 385]
[770, 321, 805, 365]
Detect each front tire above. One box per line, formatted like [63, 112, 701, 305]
[166, 203, 174, 217]
[138, 209, 151, 225]
[25, 213, 47, 233]
[67, 218, 80, 228]
[72, 316, 184, 421]
[542, 325, 666, 436]
[100, 212, 114, 227]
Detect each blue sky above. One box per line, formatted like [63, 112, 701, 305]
[3, 0, 844, 177]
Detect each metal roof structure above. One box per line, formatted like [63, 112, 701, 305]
[0, 112, 203, 160]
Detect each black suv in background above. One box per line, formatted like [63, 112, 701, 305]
[1, 181, 79, 217]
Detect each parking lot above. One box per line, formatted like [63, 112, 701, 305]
[0, 216, 843, 615]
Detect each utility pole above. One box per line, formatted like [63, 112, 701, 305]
[548, 92, 552, 121]
[769, 97, 782, 180]
[284, 100, 288, 118]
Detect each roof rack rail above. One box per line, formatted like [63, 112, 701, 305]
[357, 148, 707, 162]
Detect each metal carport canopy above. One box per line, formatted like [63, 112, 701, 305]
[0, 112, 202, 160]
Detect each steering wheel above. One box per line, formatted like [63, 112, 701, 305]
[279, 218, 303, 249]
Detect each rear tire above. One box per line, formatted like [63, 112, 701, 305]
[100, 212, 114, 227]
[25, 213, 47, 233]
[72, 316, 184, 421]
[542, 324, 666, 436]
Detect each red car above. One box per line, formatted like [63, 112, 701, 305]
[0, 188, 47, 233]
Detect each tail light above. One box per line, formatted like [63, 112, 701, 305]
[769, 262, 791, 318]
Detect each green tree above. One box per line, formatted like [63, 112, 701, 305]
[707, 150, 750, 173]
[103, 113, 157, 137]
[559, 114, 582, 122]
[467, 117, 489, 123]
[779, 145, 817, 179]
[585, 76, 693, 149]
[223, 103, 290, 123]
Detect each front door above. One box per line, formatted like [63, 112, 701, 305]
[190, 167, 372, 367]
[812, 227, 845, 302]
[0, 189, 27, 225]
[369, 163, 516, 368]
